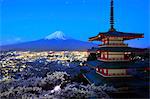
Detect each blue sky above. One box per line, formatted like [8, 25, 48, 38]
[0, 0, 149, 48]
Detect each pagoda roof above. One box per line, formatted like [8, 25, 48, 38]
[97, 47, 144, 52]
[88, 47, 144, 52]
[86, 60, 149, 69]
[89, 31, 144, 41]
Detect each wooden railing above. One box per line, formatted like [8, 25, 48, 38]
[99, 43, 128, 47]
[98, 57, 130, 61]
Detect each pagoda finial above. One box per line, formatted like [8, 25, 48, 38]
[109, 0, 116, 32]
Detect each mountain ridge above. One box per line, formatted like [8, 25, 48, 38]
[0, 31, 97, 51]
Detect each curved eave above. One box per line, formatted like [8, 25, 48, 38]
[89, 32, 144, 41]
[97, 47, 145, 52]
[86, 60, 149, 69]
[123, 35, 144, 40]
[89, 36, 100, 41]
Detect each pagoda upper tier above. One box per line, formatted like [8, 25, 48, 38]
[89, 30, 144, 41]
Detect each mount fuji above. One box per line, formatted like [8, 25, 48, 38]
[0, 31, 97, 51]
[45, 31, 70, 40]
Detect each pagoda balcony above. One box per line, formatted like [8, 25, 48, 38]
[96, 71, 132, 77]
[98, 57, 130, 62]
[96, 68, 132, 77]
[99, 43, 128, 47]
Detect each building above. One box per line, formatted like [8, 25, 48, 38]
[84, 0, 149, 87]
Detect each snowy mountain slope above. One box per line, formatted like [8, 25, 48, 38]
[45, 31, 70, 40]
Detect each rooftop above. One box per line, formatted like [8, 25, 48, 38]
[89, 0, 144, 42]
[88, 47, 145, 52]
[89, 31, 144, 41]
[86, 60, 149, 69]
[97, 47, 145, 52]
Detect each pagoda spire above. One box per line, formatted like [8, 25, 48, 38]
[109, 0, 116, 32]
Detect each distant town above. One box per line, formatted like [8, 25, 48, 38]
[0, 51, 88, 80]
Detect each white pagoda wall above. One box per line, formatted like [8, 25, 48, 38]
[109, 37, 123, 40]
[101, 52, 108, 58]
[101, 37, 125, 45]
[109, 40, 123, 44]
[109, 37, 123, 44]
[108, 52, 124, 59]
[108, 69, 126, 75]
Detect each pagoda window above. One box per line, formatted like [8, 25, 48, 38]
[101, 52, 104, 59]
[125, 52, 131, 54]
[105, 40, 108, 44]
[96, 68, 98, 72]
[101, 53, 103, 58]
[102, 38, 108, 44]
[104, 69, 107, 74]
[105, 54, 107, 59]
[100, 69, 102, 73]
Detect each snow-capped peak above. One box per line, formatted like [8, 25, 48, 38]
[45, 31, 68, 40]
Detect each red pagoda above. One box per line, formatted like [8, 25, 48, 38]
[86, 0, 148, 79]
[82, 1, 149, 98]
